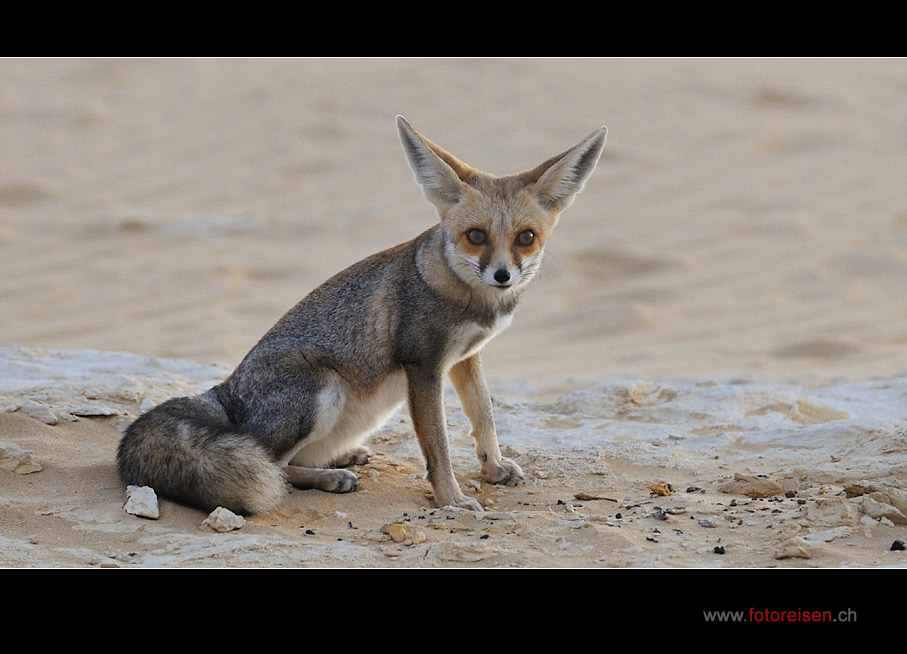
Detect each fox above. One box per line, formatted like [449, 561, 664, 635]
[116, 116, 606, 515]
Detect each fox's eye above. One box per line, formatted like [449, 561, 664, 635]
[516, 230, 535, 247]
[466, 228, 487, 246]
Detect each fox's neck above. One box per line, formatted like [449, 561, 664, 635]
[415, 226, 522, 325]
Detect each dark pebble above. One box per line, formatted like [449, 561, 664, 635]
[480, 534, 490, 540]
[892, 540, 906, 551]
[615, 513, 622, 519]
[714, 546, 725, 555]
[557, 499, 565, 505]
[305, 529, 315, 535]
[686, 486, 701, 493]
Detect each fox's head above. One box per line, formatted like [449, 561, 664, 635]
[397, 116, 606, 297]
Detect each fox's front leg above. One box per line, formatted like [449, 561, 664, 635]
[405, 363, 483, 512]
[449, 354, 524, 486]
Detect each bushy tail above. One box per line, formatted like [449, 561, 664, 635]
[116, 393, 286, 515]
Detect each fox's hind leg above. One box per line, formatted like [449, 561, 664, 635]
[283, 465, 359, 493]
[268, 373, 363, 494]
[281, 444, 370, 494]
[449, 354, 524, 486]
[330, 445, 371, 467]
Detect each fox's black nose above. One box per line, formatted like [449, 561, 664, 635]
[494, 269, 511, 284]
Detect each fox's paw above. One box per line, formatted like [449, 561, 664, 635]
[482, 457, 525, 486]
[285, 465, 360, 493]
[332, 446, 371, 468]
[433, 487, 484, 512]
[445, 496, 484, 513]
[323, 469, 359, 494]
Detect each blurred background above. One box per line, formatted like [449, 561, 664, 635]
[2, 58, 906, 390]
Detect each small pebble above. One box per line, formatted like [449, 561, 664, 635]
[775, 537, 812, 560]
[124, 485, 160, 520]
[650, 482, 674, 496]
[383, 522, 408, 543]
[892, 540, 906, 551]
[714, 546, 725, 554]
[698, 519, 717, 528]
[202, 506, 244, 532]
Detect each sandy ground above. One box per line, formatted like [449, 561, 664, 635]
[1, 58, 906, 569]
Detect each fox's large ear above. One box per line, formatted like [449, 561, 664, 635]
[524, 127, 607, 212]
[397, 116, 477, 213]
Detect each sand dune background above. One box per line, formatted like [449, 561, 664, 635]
[2, 59, 906, 569]
[4, 58, 907, 385]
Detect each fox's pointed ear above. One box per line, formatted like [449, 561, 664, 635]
[525, 126, 607, 212]
[397, 116, 476, 213]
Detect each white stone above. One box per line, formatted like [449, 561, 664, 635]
[20, 402, 57, 425]
[0, 443, 43, 474]
[124, 485, 160, 519]
[203, 506, 245, 532]
[855, 495, 907, 525]
[806, 497, 862, 527]
[774, 537, 812, 559]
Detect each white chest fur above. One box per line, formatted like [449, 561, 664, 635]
[444, 313, 514, 369]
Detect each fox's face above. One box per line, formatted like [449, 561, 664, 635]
[440, 180, 557, 293]
[397, 117, 606, 298]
